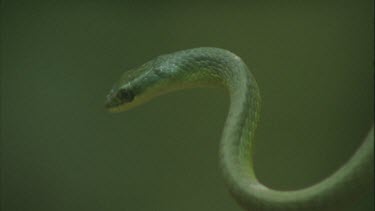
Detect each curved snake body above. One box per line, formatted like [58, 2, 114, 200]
[106, 47, 374, 211]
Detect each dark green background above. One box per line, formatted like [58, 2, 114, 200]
[1, 1, 374, 210]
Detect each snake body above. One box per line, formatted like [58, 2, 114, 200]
[106, 47, 374, 211]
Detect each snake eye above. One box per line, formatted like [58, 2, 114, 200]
[117, 89, 134, 102]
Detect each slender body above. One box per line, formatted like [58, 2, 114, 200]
[105, 47, 374, 211]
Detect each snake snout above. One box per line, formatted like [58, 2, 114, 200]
[105, 90, 119, 109]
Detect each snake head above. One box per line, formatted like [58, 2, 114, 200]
[105, 56, 180, 112]
[105, 64, 154, 112]
[105, 50, 224, 112]
[105, 86, 135, 111]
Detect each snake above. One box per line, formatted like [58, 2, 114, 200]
[105, 47, 374, 211]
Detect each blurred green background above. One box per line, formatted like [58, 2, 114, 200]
[1, 0, 373, 210]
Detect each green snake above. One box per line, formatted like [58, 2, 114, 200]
[105, 47, 374, 211]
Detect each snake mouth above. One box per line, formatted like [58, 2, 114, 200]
[105, 100, 129, 113]
[105, 99, 121, 110]
[105, 101, 134, 113]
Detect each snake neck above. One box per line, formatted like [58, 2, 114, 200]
[168, 48, 264, 206]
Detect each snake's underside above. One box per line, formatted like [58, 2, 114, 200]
[106, 47, 374, 211]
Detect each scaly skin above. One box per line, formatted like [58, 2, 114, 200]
[105, 47, 374, 211]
